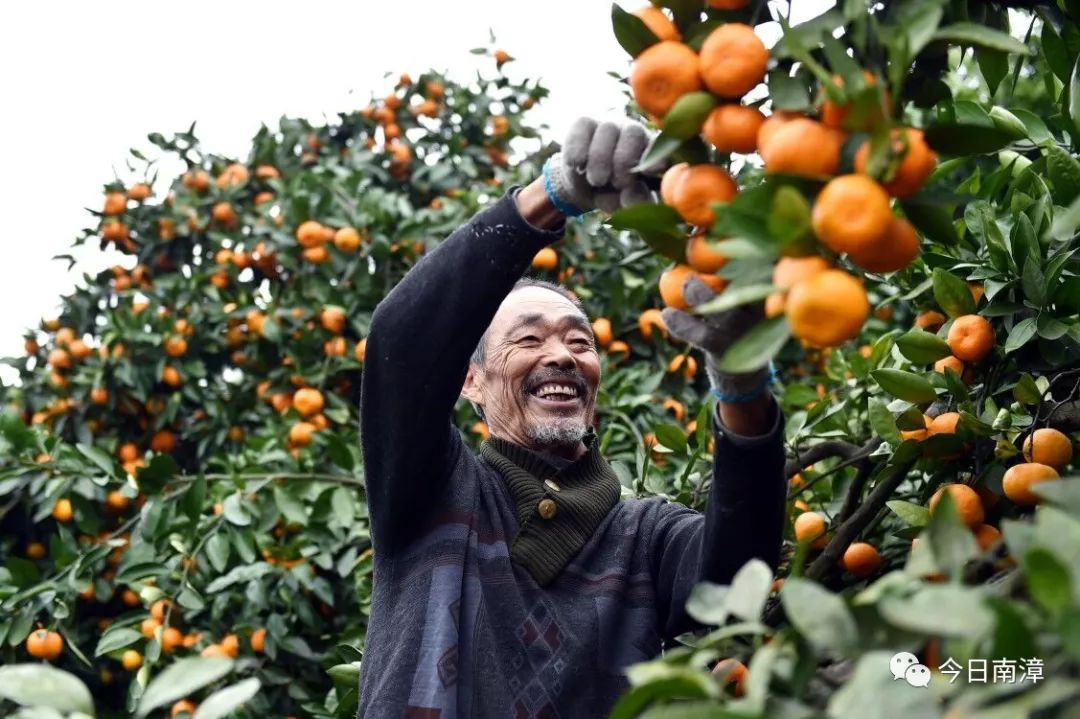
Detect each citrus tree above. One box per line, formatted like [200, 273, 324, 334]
[594, 0, 1080, 716]
[0, 52, 563, 718]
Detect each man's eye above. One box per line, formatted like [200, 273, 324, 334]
[571, 338, 592, 347]
[518, 336, 540, 344]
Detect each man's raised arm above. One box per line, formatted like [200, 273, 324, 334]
[360, 180, 564, 554]
[650, 278, 787, 641]
[360, 118, 657, 554]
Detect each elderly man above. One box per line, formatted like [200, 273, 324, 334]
[358, 119, 785, 717]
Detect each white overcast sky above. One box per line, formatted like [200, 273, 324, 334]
[0, 0, 826, 385]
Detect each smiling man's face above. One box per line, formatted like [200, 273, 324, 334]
[461, 286, 601, 459]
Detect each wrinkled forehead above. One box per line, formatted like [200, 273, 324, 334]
[489, 286, 589, 337]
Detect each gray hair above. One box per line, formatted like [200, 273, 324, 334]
[469, 278, 588, 421]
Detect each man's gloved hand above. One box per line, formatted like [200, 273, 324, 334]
[544, 117, 658, 216]
[661, 277, 773, 403]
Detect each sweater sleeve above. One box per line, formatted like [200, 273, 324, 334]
[360, 190, 564, 555]
[650, 400, 786, 644]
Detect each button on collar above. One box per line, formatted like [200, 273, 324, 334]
[538, 498, 557, 519]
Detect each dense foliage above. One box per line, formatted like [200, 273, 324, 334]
[1, 1, 1079, 718]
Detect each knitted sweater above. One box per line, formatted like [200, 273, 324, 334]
[357, 191, 786, 718]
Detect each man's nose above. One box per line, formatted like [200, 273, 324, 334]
[542, 339, 575, 368]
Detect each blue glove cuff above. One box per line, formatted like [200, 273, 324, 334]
[710, 364, 776, 403]
[542, 157, 587, 219]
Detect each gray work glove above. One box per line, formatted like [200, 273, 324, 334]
[544, 117, 657, 215]
[661, 277, 773, 402]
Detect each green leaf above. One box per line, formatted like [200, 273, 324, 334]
[205, 533, 231, 573]
[331, 486, 355, 526]
[870, 369, 938, 404]
[932, 22, 1030, 55]
[1042, 21, 1072, 84]
[76, 444, 115, 477]
[1046, 144, 1080, 204]
[685, 582, 728, 626]
[1022, 260, 1046, 308]
[988, 106, 1028, 140]
[895, 328, 951, 364]
[1009, 109, 1053, 143]
[638, 229, 689, 262]
[632, 132, 683, 174]
[273, 485, 308, 527]
[1032, 481, 1080, 515]
[608, 203, 682, 237]
[900, 200, 958, 246]
[137, 454, 179, 495]
[1070, 57, 1080, 141]
[259, 318, 281, 344]
[662, 92, 717, 140]
[691, 284, 775, 316]
[880, 585, 995, 637]
[924, 123, 1015, 155]
[221, 494, 250, 527]
[1012, 373, 1043, 405]
[204, 563, 273, 593]
[868, 398, 901, 446]
[612, 663, 719, 718]
[0, 664, 95, 715]
[925, 489, 979, 576]
[724, 559, 772, 622]
[193, 678, 261, 719]
[828, 651, 939, 719]
[115, 561, 168, 584]
[708, 237, 774, 260]
[892, 1, 944, 60]
[610, 4, 660, 58]
[717, 317, 790, 374]
[638, 702, 746, 719]
[780, 577, 858, 652]
[181, 473, 206, 523]
[136, 658, 234, 718]
[94, 627, 142, 657]
[178, 586, 205, 611]
[1050, 194, 1080, 243]
[767, 67, 812, 111]
[653, 423, 688, 455]
[1023, 548, 1074, 615]
[768, 186, 814, 256]
[976, 47, 1009, 95]
[932, 268, 975, 318]
[1004, 317, 1037, 354]
[886, 500, 930, 527]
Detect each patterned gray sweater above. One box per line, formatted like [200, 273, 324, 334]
[358, 191, 786, 717]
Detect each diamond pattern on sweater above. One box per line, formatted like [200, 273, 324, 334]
[508, 601, 566, 718]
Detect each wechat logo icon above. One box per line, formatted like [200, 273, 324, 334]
[890, 652, 931, 687]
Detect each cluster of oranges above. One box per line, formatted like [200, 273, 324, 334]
[792, 424, 1073, 585]
[295, 219, 366, 265]
[627, 7, 939, 350]
[791, 509, 883, 578]
[358, 73, 441, 178]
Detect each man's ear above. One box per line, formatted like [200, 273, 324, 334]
[461, 363, 483, 405]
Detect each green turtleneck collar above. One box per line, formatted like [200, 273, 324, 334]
[479, 428, 622, 586]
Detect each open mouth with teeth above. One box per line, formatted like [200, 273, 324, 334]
[527, 380, 584, 408]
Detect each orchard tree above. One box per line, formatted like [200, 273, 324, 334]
[601, 0, 1080, 716]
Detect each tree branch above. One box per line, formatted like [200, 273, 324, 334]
[786, 438, 883, 501]
[785, 440, 864, 479]
[805, 459, 917, 582]
[837, 457, 876, 524]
